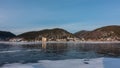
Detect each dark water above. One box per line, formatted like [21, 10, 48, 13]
[0, 43, 120, 66]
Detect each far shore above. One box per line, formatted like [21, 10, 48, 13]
[0, 41, 120, 45]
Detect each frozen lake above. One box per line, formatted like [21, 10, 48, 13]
[0, 43, 120, 68]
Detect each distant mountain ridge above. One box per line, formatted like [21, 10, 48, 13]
[0, 25, 120, 41]
[74, 25, 120, 41]
[0, 31, 16, 41]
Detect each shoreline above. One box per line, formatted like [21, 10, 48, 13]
[0, 41, 120, 45]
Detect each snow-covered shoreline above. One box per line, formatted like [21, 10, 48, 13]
[0, 41, 120, 45]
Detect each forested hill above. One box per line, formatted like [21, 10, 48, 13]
[0, 31, 16, 41]
[74, 25, 120, 41]
[17, 28, 75, 41]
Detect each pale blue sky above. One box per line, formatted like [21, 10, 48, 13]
[0, 0, 120, 34]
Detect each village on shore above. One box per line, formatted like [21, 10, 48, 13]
[8, 36, 120, 43]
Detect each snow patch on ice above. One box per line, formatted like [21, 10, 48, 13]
[2, 58, 120, 68]
[1, 58, 104, 68]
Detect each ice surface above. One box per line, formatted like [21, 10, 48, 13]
[1, 58, 103, 68]
[103, 58, 120, 68]
[1, 56, 120, 68]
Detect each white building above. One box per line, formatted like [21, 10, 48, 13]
[9, 38, 24, 42]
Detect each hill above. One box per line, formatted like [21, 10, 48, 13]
[74, 25, 120, 41]
[0, 31, 16, 41]
[17, 28, 76, 41]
